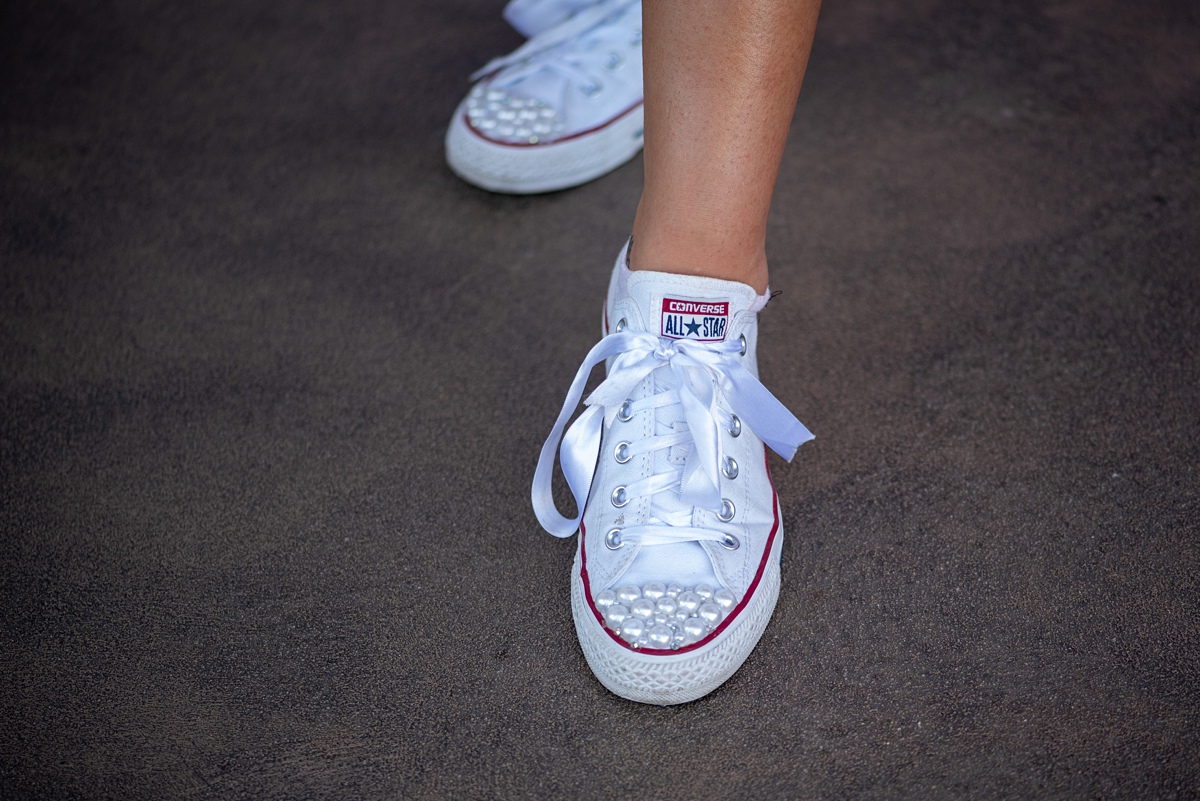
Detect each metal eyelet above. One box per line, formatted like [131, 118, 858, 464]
[611, 486, 630, 507]
[581, 81, 603, 97]
[739, 334, 747, 357]
[722, 456, 739, 479]
[604, 528, 624, 549]
[720, 533, 741, 550]
[614, 441, 632, 463]
[717, 499, 736, 522]
[728, 415, 742, 438]
[614, 317, 627, 333]
[617, 399, 634, 422]
[604, 51, 624, 71]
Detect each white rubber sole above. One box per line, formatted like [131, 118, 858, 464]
[445, 100, 644, 194]
[571, 509, 784, 705]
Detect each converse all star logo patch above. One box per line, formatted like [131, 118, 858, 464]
[660, 297, 729, 342]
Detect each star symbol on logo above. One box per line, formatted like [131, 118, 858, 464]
[684, 318, 702, 335]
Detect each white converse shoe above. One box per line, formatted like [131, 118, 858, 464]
[446, 0, 644, 194]
[503, 0, 603, 38]
[532, 243, 814, 704]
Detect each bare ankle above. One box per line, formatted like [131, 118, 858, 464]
[628, 233, 770, 294]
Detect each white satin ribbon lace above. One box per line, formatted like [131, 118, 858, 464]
[531, 330, 814, 545]
[472, 0, 640, 81]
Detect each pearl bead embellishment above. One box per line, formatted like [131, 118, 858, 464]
[714, 588, 737, 610]
[605, 604, 630, 628]
[616, 585, 640, 605]
[598, 582, 740, 649]
[619, 617, 645, 642]
[466, 85, 565, 144]
[676, 591, 702, 613]
[630, 598, 656, 619]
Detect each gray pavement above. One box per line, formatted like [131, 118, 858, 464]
[2, 0, 1198, 797]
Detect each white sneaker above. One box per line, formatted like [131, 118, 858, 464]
[532, 243, 814, 704]
[446, 0, 644, 194]
[503, 0, 603, 38]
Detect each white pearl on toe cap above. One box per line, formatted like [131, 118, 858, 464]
[605, 604, 630, 627]
[619, 617, 646, 643]
[647, 625, 673, 648]
[595, 589, 618, 610]
[676, 592, 702, 614]
[697, 603, 722, 625]
[629, 598, 655, 619]
[596, 583, 740, 647]
[465, 87, 566, 144]
[616, 585, 640, 605]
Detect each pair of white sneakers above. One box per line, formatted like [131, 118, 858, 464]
[452, 2, 814, 705]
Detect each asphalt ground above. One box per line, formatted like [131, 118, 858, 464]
[2, 0, 1198, 797]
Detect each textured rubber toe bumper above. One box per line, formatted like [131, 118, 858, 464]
[570, 505, 784, 706]
[445, 100, 644, 194]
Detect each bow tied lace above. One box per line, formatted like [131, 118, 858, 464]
[532, 328, 813, 542]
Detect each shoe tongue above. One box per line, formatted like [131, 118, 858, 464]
[619, 271, 758, 590]
[625, 270, 758, 342]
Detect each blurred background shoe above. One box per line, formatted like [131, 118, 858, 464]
[446, 0, 644, 194]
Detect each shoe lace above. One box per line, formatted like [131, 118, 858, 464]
[532, 329, 813, 546]
[472, 0, 641, 97]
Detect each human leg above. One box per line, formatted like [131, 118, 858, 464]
[631, 0, 821, 293]
[532, 0, 820, 705]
